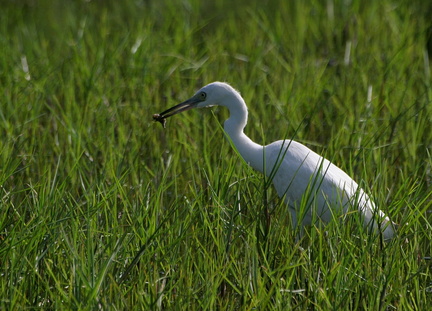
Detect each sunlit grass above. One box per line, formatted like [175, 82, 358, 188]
[1, 0, 431, 309]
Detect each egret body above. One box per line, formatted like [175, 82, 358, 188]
[155, 82, 395, 239]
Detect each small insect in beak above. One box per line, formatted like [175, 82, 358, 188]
[152, 114, 167, 128]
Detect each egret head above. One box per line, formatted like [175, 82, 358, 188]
[154, 82, 238, 123]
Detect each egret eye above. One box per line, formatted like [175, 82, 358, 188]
[199, 92, 207, 100]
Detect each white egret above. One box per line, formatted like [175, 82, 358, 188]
[154, 82, 395, 240]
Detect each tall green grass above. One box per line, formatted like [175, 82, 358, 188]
[1, 0, 431, 309]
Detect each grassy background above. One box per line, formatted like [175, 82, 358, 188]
[1, 0, 431, 309]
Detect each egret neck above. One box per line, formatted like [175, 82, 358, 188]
[220, 92, 265, 174]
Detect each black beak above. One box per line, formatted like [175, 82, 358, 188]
[153, 97, 201, 128]
[158, 97, 200, 118]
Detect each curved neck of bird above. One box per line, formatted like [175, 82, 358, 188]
[222, 96, 265, 173]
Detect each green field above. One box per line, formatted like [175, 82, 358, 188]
[1, 0, 431, 309]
